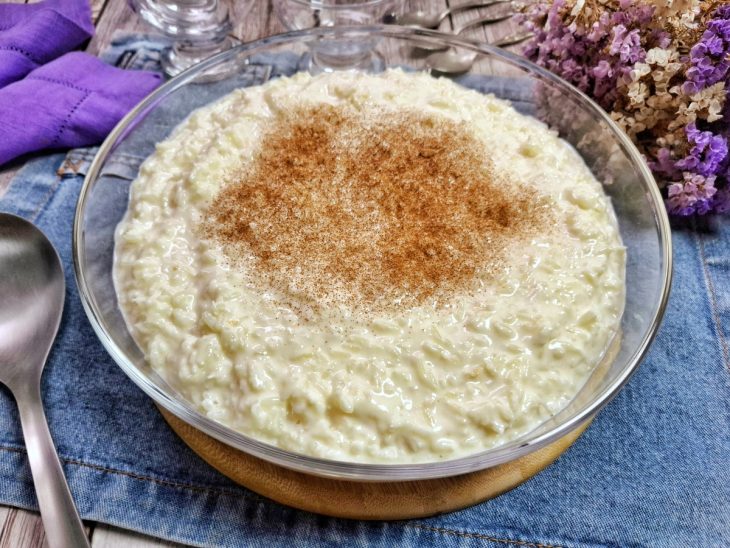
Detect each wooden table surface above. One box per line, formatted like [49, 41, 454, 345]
[0, 0, 522, 545]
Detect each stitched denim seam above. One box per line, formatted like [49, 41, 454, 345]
[1, 444, 567, 546]
[0, 45, 40, 65]
[70, 151, 98, 161]
[96, 153, 143, 164]
[30, 173, 63, 223]
[408, 524, 561, 548]
[0, 444, 255, 500]
[696, 232, 730, 373]
[59, 149, 143, 177]
[51, 92, 91, 148]
[68, 150, 143, 163]
[61, 160, 141, 178]
[58, 159, 90, 177]
[101, 157, 144, 169]
[63, 457, 265, 500]
[25, 76, 92, 94]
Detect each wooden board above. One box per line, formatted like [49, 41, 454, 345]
[160, 408, 590, 520]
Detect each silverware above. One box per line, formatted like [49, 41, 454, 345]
[427, 31, 534, 74]
[0, 213, 90, 548]
[395, 0, 510, 28]
[417, 12, 517, 51]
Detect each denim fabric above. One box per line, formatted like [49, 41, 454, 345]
[0, 35, 728, 548]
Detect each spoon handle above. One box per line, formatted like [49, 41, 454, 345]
[15, 383, 91, 548]
[455, 11, 515, 34]
[449, 0, 509, 14]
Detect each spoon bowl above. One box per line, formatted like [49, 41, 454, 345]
[415, 11, 516, 52]
[0, 216, 64, 385]
[427, 31, 534, 73]
[0, 212, 90, 548]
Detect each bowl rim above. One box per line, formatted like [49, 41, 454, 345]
[73, 25, 673, 481]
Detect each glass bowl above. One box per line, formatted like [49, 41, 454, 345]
[74, 25, 672, 481]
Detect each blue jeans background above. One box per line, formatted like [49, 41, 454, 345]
[0, 35, 728, 548]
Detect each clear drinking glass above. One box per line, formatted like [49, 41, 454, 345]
[128, 0, 252, 78]
[275, 0, 396, 70]
[74, 26, 672, 481]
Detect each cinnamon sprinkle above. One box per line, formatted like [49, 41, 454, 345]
[203, 104, 549, 313]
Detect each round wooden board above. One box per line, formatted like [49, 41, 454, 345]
[159, 408, 590, 520]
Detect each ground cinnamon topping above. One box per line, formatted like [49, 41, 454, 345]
[203, 104, 549, 313]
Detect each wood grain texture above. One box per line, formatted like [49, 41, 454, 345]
[381, 0, 450, 62]
[0, 507, 9, 544]
[0, 509, 46, 548]
[90, 0, 109, 23]
[449, 0, 525, 75]
[91, 525, 181, 547]
[451, 1, 524, 45]
[161, 408, 590, 521]
[234, 0, 284, 42]
[0, 507, 94, 548]
[87, 0, 147, 55]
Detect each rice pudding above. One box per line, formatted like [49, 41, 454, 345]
[114, 69, 625, 463]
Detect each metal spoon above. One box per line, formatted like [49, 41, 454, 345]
[427, 31, 535, 74]
[396, 0, 510, 28]
[417, 11, 517, 51]
[0, 213, 90, 548]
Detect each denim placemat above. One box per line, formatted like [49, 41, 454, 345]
[0, 34, 728, 548]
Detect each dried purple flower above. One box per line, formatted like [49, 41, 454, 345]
[610, 26, 645, 64]
[650, 147, 682, 180]
[520, 0, 730, 216]
[666, 173, 717, 216]
[675, 123, 729, 177]
[682, 6, 730, 94]
[520, 0, 654, 110]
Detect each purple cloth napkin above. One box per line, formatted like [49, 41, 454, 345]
[0, 0, 94, 88]
[0, 52, 163, 165]
[0, 0, 163, 166]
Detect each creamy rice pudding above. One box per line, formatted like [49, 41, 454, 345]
[114, 70, 625, 463]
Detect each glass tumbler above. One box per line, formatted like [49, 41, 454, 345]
[129, 0, 252, 78]
[275, 0, 396, 71]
